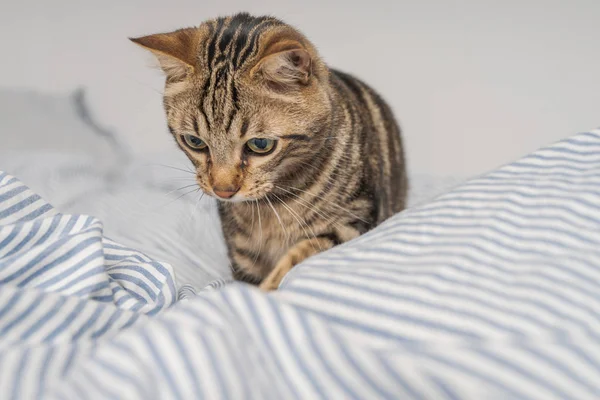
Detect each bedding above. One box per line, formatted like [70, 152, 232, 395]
[1, 128, 599, 399]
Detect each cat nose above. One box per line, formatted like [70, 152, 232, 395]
[213, 185, 240, 199]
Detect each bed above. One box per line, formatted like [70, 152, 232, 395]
[1, 88, 599, 399]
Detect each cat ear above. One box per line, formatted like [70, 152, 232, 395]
[130, 28, 198, 80]
[255, 45, 312, 89]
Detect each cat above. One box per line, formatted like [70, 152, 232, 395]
[131, 12, 408, 290]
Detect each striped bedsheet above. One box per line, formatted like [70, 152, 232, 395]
[1, 129, 600, 399]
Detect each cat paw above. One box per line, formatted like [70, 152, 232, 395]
[258, 277, 280, 292]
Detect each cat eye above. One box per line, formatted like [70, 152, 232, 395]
[246, 138, 276, 154]
[183, 134, 207, 150]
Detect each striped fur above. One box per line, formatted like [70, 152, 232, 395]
[131, 13, 408, 289]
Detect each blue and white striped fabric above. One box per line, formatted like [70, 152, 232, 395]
[2, 129, 600, 399]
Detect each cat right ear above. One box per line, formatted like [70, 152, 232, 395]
[130, 28, 198, 80]
[253, 41, 313, 91]
[261, 48, 311, 86]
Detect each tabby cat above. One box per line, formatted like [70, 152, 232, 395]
[131, 13, 408, 290]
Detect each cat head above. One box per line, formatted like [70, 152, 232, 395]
[131, 13, 333, 202]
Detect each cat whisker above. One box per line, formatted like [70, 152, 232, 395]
[163, 183, 199, 198]
[151, 163, 196, 175]
[278, 164, 350, 192]
[274, 185, 345, 230]
[289, 158, 355, 178]
[151, 187, 200, 212]
[190, 191, 205, 222]
[165, 176, 198, 182]
[272, 193, 321, 252]
[252, 199, 263, 269]
[265, 196, 289, 244]
[245, 200, 256, 246]
[173, 187, 201, 202]
[278, 185, 369, 224]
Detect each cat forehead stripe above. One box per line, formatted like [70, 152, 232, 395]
[196, 14, 283, 132]
[205, 13, 282, 71]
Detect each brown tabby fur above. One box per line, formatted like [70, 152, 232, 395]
[131, 13, 408, 290]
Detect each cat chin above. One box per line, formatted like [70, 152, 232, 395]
[215, 195, 255, 204]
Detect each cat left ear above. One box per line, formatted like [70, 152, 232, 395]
[256, 47, 312, 89]
[130, 28, 198, 80]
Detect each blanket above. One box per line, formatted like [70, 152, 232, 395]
[1, 129, 600, 399]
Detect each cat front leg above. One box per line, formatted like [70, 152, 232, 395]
[258, 236, 335, 291]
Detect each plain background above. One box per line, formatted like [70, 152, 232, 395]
[0, 0, 598, 177]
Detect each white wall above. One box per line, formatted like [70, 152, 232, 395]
[1, 0, 598, 176]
